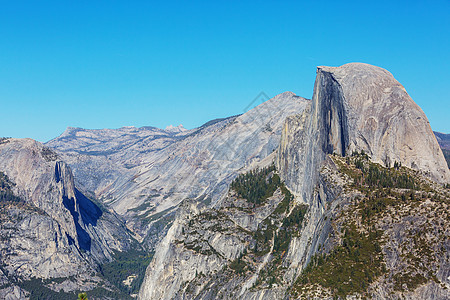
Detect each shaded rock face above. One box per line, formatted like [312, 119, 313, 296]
[47, 92, 310, 245]
[318, 63, 448, 183]
[138, 167, 289, 300]
[276, 63, 450, 298]
[277, 62, 449, 257]
[279, 63, 449, 199]
[0, 138, 131, 294]
[139, 63, 450, 300]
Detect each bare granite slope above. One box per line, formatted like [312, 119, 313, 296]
[0, 138, 132, 297]
[138, 63, 449, 300]
[316, 63, 448, 183]
[47, 92, 310, 244]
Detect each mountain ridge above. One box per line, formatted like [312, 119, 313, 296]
[1, 63, 448, 299]
[0, 138, 136, 298]
[138, 63, 449, 299]
[46, 91, 311, 249]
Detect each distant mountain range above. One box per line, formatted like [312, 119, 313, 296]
[0, 63, 448, 299]
[434, 131, 450, 168]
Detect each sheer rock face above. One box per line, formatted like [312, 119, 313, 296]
[136, 94, 311, 300]
[277, 62, 450, 270]
[275, 63, 450, 299]
[139, 63, 449, 300]
[318, 63, 448, 182]
[0, 139, 131, 287]
[278, 63, 448, 201]
[47, 92, 310, 243]
[138, 179, 288, 300]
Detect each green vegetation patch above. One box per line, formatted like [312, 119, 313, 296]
[292, 223, 385, 298]
[252, 182, 295, 257]
[251, 179, 308, 288]
[275, 204, 308, 253]
[291, 151, 448, 298]
[99, 248, 153, 296]
[0, 171, 22, 203]
[229, 255, 248, 274]
[17, 278, 131, 300]
[0, 171, 46, 215]
[230, 165, 280, 205]
[338, 151, 417, 191]
[18, 278, 75, 300]
[256, 203, 308, 288]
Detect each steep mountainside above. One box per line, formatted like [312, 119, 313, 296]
[434, 131, 450, 169]
[5, 63, 446, 299]
[290, 153, 449, 299]
[434, 131, 450, 151]
[47, 92, 310, 246]
[0, 138, 134, 299]
[139, 63, 449, 299]
[278, 63, 448, 195]
[46, 125, 189, 198]
[139, 153, 449, 299]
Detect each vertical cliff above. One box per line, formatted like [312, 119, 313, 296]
[278, 63, 448, 201]
[276, 63, 450, 298]
[0, 138, 133, 297]
[137, 63, 449, 300]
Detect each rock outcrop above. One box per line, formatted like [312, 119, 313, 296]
[138, 63, 450, 299]
[279, 63, 449, 197]
[47, 92, 310, 246]
[0, 138, 132, 297]
[7, 62, 444, 299]
[138, 163, 296, 300]
[277, 63, 450, 298]
[434, 131, 450, 151]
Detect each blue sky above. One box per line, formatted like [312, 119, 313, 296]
[1, 1, 449, 142]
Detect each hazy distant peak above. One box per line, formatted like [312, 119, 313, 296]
[165, 124, 186, 133]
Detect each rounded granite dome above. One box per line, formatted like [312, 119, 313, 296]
[313, 63, 449, 183]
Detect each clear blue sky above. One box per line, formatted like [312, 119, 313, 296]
[1, 1, 449, 142]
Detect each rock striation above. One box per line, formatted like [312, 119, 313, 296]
[279, 63, 448, 198]
[47, 92, 310, 246]
[6, 62, 445, 299]
[0, 138, 132, 297]
[278, 63, 450, 298]
[138, 63, 450, 299]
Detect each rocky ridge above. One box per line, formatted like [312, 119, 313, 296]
[47, 92, 310, 246]
[0, 138, 133, 298]
[138, 63, 449, 299]
[1, 62, 447, 299]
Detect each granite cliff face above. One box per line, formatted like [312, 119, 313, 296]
[138, 63, 449, 299]
[276, 63, 450, 289]
[2, 63, 447, 299]
[0, 138, 132, 298]
[138, 162, 294, 300]
[47, 92, 310, 246]
[317, 63, 448, 182]
[278, 63, 449, 298]
[279, 63, 448, 197]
